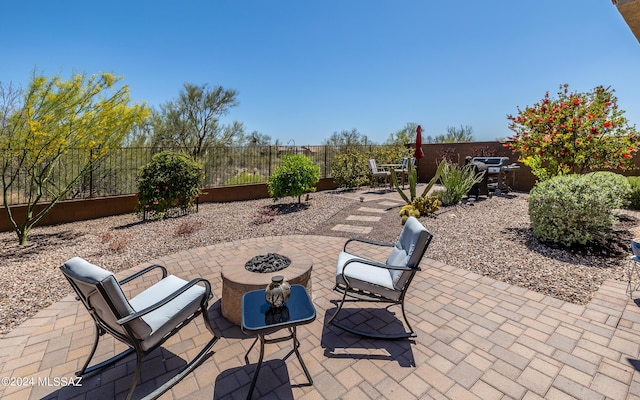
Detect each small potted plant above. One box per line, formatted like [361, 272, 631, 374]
[632, 233, 640, 257]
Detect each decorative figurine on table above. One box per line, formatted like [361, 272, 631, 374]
[265, 275, 291, 308]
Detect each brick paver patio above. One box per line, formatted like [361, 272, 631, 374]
[2, 234, 640, 399]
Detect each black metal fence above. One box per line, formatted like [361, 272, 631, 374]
[0, 145, 380, 206]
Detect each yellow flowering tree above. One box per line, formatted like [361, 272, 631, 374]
[0, 72, 149, 245]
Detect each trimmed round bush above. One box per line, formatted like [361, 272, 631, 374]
[583, 171, 630, 209]
[268, 155, 320, 203]
[627, 176, 640, 210]
[137, 151, 205, 219]
[528, 174, 623, 246]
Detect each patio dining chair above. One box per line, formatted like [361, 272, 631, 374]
[394, 157, 416, 189]
[327, 216, 433, 339]
[60, 257, 219, 400]
[368, 159, 391, 189]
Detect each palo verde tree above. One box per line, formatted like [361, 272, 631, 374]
[151, 83, 244, 158]
[506, 84, 638, 181]
[386, 122, 419, 145]
[323, 128, 371, 147]
[426, 125, 475, 143]
[0, 72, 149, 245]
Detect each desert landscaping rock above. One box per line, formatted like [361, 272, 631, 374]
[0, 190, 636, 335]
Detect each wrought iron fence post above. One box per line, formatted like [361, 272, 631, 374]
[324, 145, 328, 178]
[89, 149, 94, 198]
[268, 146, 272, 177]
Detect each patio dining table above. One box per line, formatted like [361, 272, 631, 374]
[379, 163, 404, 188]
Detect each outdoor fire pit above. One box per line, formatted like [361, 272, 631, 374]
[244, 253, 291, 273]
[221, 246, 313, 325]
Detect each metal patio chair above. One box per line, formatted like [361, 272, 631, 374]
[60, 257, 219, 400]
[368, 159, 391, 189]
[328, 216, 433, 339]
[394, 157, 416, 189]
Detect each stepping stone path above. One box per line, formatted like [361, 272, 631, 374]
[331, 199, 403, 234]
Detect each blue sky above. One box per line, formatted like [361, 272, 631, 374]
[1, 0, 638, 145]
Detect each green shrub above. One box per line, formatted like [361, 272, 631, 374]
[225, 170, 264, 185]
[370, 146, 413, 166]
[137, 151, 205, 219]
[268, 155, 320, 203]
[583, 171, 630, 209]
[627, 176, 640, 210]
[331, 145, 413, 189]
[436, 162, 484, 206]
[331, 149, 370, 189]
[528, 174, 622, 246]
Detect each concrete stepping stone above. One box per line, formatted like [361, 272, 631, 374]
[378, 201, 403, 207]
[331, 224, 373, 234]
[357, 207, 387, 214]
[346, 215, 381, 222]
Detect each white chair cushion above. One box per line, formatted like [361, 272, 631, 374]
[336, 252, 394, 289]
[129, 275, 206, 351]
[63, 257, 146, 337]
[336, 251, 403, 301]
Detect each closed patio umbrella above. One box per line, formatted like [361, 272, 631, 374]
[414, 125, 424, 160]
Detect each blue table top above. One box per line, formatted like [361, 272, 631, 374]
[242, 285, 316, 333]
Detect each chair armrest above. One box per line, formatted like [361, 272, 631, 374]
[119, 264, 168, 285]
[117, 278, 211, 325]
[341, 258, 417, 287]
[344, 237, 394, 252]
[343, 257, 416, 272]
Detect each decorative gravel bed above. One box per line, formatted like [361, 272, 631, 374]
[0, 190, 636, 335]
[311, 191, 637, 306]
[0, 192, 353, 335]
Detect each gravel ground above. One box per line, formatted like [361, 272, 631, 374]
[1, 189, 637, 335]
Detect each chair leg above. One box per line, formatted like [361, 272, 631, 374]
[201, 304, 217, 336]
[142, 331, 219, 400]
[77, 325, 135, 377]
[125, 350, 144, 400]
[78, 326, 101, 376]
[328, 288, 416, 340]
[399, 300, 415, 337]
[327, 288, 349, 326]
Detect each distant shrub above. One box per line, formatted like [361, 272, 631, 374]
[252, 206, 277, 225]
[268, 155, 320, 203]
[627, 176, 640, 210]
[528, 174, 622, 246]
[331, 149, 370, 189]
[225, 170, 264, 185]
[174, 220, 203, 236]
[137, 151, 204, 219]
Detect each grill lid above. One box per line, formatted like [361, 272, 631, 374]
[471, 157, 510, 166]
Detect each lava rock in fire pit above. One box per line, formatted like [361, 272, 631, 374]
[244, 253, 291, 273]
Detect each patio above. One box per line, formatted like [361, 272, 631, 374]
[1, 233, 640, 399]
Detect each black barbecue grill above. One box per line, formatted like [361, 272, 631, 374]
[470, 157, 520, 194]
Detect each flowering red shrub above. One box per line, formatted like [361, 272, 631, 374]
[506, 84, 638, 181]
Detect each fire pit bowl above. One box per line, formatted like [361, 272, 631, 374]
[221, 246, 313, 325]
